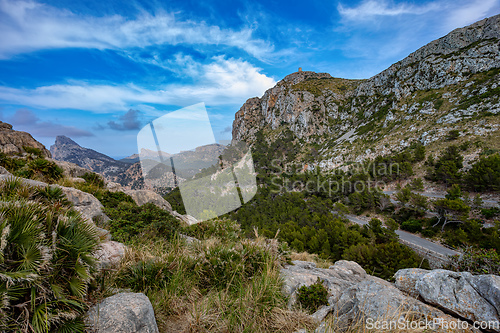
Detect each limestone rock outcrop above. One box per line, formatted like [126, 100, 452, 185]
[124, 189, 172, 212]
[282, 261, 491, 332]
[395, 268, 500, 325]
[0, 121, 51, 157]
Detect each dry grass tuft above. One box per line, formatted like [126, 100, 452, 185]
[290, 252, 334, 268]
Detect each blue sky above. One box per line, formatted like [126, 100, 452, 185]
[0, 0, 499, 158]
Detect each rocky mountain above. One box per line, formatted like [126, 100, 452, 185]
[232, 14, 500, 169]
[51, 135, 228, 191]
[50, 136, 129, 177]
[0, 121, 51, 157]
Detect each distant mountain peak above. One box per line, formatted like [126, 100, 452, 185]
[54, 135, 80, 147]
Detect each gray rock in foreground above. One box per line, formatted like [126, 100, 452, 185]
[281, 260, 367, 309]
[469, 274, 500, 315]
[282, 261, 479, 333]
[93, 241, 127, 270]
[396, 268, 500, 325]
[334, 275, 464, 332]
[86, 292, 159, 333]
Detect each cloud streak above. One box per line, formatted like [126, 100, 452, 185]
[444, 0, 500, 30]
[8, 109, 93, 137]
[108, 109, 142, 131]
[338, 0, 440, 21]
[0, 56, 276, 112]
[0, 0, 274, 60]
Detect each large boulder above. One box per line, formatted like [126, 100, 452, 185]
[282, 262, 477, 333]
[334, 275, 472, 332]
[94, 241, 127, 270]
[86, 292, 159, 333]
[469, 274, 500, 315]
[124, 190, 172, 212]
[395, 269, 500, 325]
[280, 260, 367, 308]
[56, 185, 109, 224]
[394, 268, 430, 297]
[415, 270, 499, 324]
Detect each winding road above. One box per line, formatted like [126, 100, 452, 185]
[346, 188, 499, 258]
[345, 214, 460, 257]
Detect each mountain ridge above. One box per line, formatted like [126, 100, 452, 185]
[232, 14, 500, 169]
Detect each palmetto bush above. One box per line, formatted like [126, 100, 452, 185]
[0, 179, 99, 332]
[14, 158, 64, 183]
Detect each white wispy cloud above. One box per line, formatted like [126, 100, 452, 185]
[0, 56, 276, 112]
[334, 0, 500, 78]
[338, 0, 440, 21]
[444, 0, 500, 31]
[0, 0, 273, 60]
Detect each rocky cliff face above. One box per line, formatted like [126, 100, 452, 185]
[232, 14, 500, 168]
[0, 121, 51, 157]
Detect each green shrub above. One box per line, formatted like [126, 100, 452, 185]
[421, 228, 437, 238]
[446, 130, 460, 141]
[163, 187, 186, 215]
[14, 158, 63, 182]
[343, 242, 429, 281]
[401, 219, 423, 233]
[184, 218, 241, 241]
[0, 184, 99, 332]
[412, 144, 426, 162]
[105, 201, 180, 243]
[22, 145, 43, 157]
[297, 279, 329, 313]
[428, 145, 463, 184]
[482, 207, 500, 219]
[36, 185, 72, 206]
[81, 172, 105, 188]
[115, 259, 172, 293]
[408, 177, 424, 191]
[195, 241, 269, 292]
[465, 154, 500, 192]
[447, 247, 500, 274]
[96, 190, 134, 208]
[459, 141, 471, 151]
